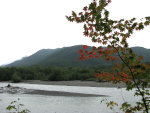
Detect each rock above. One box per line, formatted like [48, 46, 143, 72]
[0, 85, 33, 94]
[7, 84, 11, 88]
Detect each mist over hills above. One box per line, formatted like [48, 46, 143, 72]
[5, 45, 150, 68]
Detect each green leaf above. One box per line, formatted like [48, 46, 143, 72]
[139, 24, 144, 30]
[104, 10, 109, 17]
[6, 105, 16, 111]
[81, 15, 85, 21]
[89, 2, 96, 10]
[92, 36, 97, 42]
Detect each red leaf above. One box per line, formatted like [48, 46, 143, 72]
[119, 72, 122, 75]
[95, 55, 99, 58]
[123, 74, 127, 77]
[112, 76, 115, 80]
[83, 45, 88, 49]
[88, 51, 92, 54]
[78, 56, 86, 60]
[81, 57, 86, 60]
[100, 49, 103, 52]
[131, 68, 135, 72]
[92, 46, 96, 50]
[114, 57, 118, 60]
[78, 49, 83, 54]
[93, 52, 97, 55]
[88, 55, 93, 58]
[85, 50, 88, 53]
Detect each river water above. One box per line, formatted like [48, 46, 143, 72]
[0, 82, 142, 113]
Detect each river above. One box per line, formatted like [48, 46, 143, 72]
[0, 82, 141, 113]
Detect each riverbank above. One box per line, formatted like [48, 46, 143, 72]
[0, 80, 126, 97]
[21, 80, 126, 88]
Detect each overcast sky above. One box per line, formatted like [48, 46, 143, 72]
[0, 0, 150, 65]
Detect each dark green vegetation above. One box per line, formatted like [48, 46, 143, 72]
[5, 45, 150, 68]
[0, 66, 100, 82]
[1, 65, 149, 83]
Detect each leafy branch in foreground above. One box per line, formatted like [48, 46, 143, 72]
[67, 0, 150, 112]
[6, 98, 30, 113]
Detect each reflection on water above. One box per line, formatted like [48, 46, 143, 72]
[0, 82, 141, 113]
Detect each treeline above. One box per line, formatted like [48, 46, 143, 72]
[1, 63, 149, 83]
[0, 66, 104, 82]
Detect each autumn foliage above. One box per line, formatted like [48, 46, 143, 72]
[67, 0, 150, 112]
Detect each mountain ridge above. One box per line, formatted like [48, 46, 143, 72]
[5, 45, 150, 68]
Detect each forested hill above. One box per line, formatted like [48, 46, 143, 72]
[5, 45, 150, 68]
[6, 49, 57, 67]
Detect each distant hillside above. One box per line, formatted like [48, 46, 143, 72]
[131, 47, 150, 62]
[5, 45, 150, 68]
[7, 49, 56, 67]
[38, 45, 111, 68]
